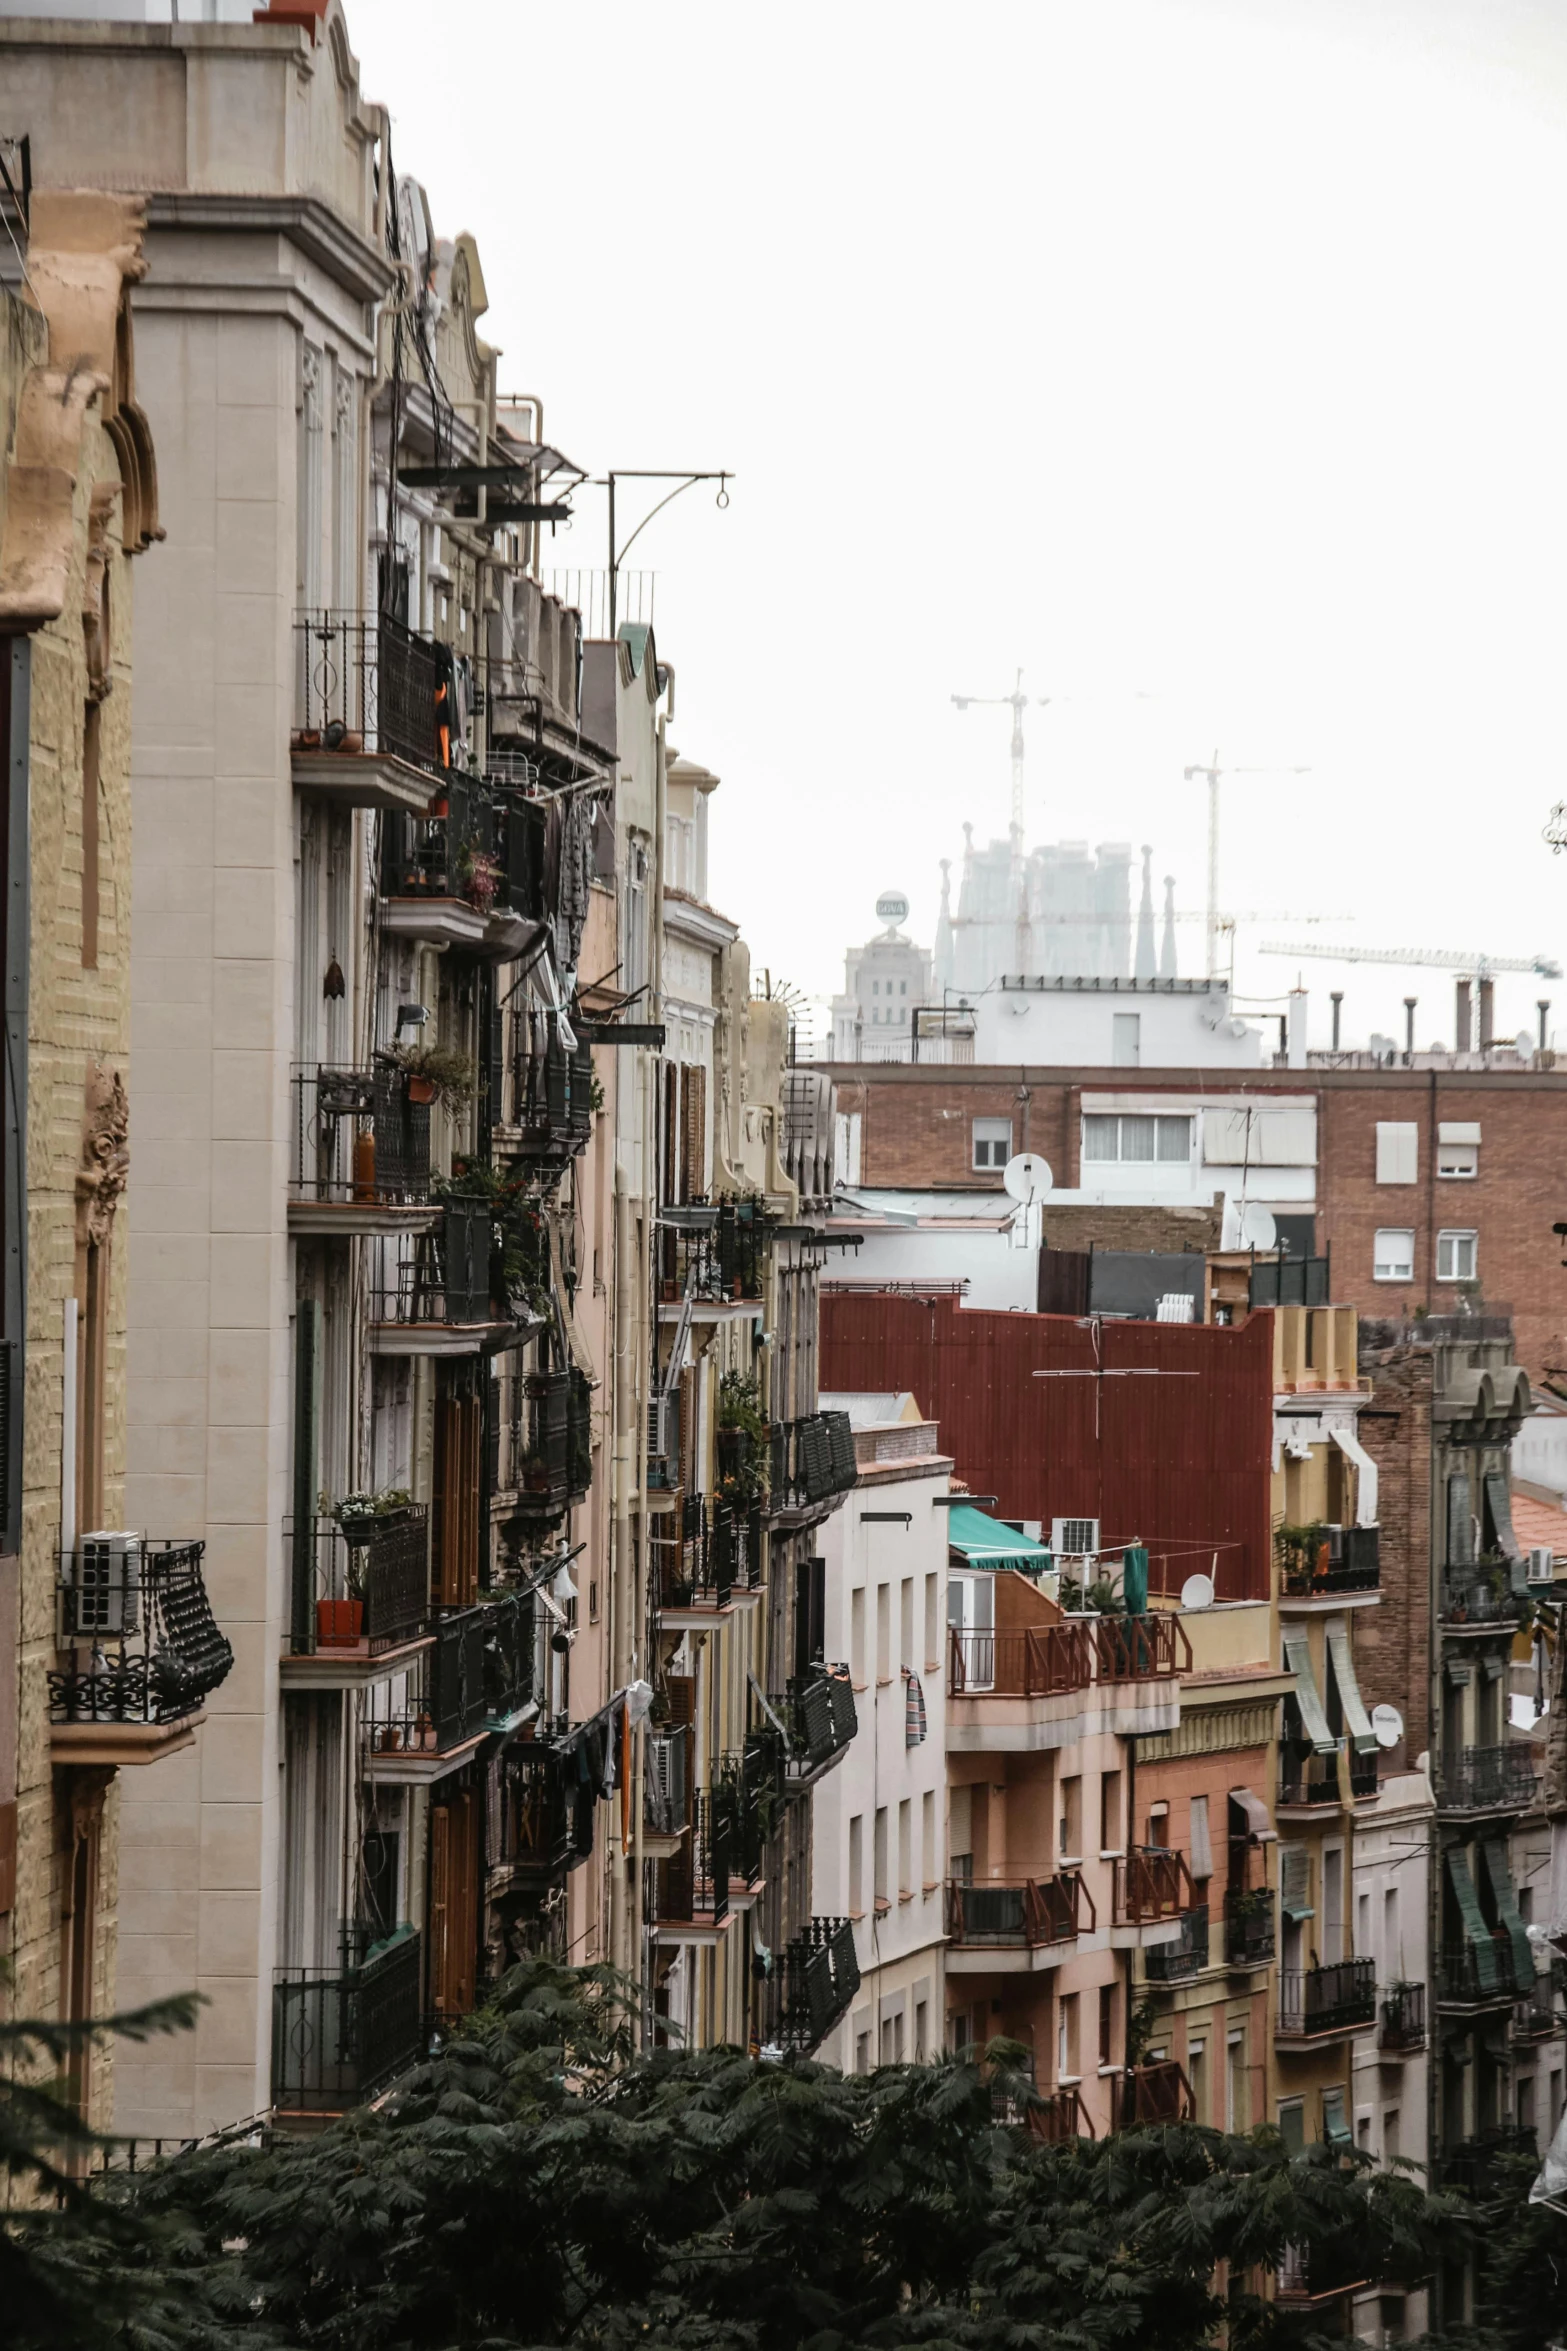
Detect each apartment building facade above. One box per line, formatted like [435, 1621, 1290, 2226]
[824, 1060, 1567, 1380]
[0, 185, 235, 2128]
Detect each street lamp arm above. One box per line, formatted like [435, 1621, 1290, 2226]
[615, 471, 730, 568]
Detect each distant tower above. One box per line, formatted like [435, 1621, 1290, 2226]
[1160, 876, 1178, 979]
[933, 858, 953, 993]
[1135, 845, 1156, 982]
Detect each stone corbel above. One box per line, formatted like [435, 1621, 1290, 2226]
[76, 1065, 129, 1251]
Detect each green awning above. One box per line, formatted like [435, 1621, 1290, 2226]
[1446, 1848, 1500, 1993]
[946, 1504, 1054, 1576]
[1283, 1628, 1338, 1756]
[1280, 1843, 1314, 1922]
[1480, 1838, 1534, 1988]
[1325, 1619, 1378, 1757]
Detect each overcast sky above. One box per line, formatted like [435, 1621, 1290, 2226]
[354, 0, 1567, 1052]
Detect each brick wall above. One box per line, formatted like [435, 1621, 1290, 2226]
[1353, 1345, 1433, 1763]
[828, 1062, 1567, 1378]
[1039, 1202, 1223, 1255]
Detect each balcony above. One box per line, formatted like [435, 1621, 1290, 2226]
[1276, 1956, 1377, 2041]
[369, 1202, 527, 1353]
[271, 1926, 424, 2115]
[1438, 1940, 1525, 2010]
[651, 1496, 764, 1618]
[768, 1411, 859, 1521]
[1378, 1980, 1427, 2055]
[510, 1368, 593, 1524]
[291, 609, 447, 809]
[495, 1744, 573, 1881]
[1224, 1887, 1276, 1968]
[50, 1539, 234, 1762]
[1092, 1612, 1190, 1684]
[718, 1729, 785, 1884]
[1120, 2057, 1195, 2125]
[657, 1198, 776, 1316]
[1440, 2125, 1539, 2195]
[509, 1008, 594, 1168]
[1144, 1902, 1210, 1983]
[786, 1662, 858, 1786]
[1024, 2084, 1096, 2144]
[289, 1061, 435, 1234]
[1276, 1521, 1380, 1603]
[285, 1507, 430, 1667]
[1437, 1744, 1538, 1817]
[945, 1869, 1094, 1954]
[362, 1594, 533, 1782]
[1115, 1845, 1197, 1928]
[1278, 1751, 1344, 1811]
[1511, 1969, 1562, 2044]
[1441, 1571, 1522, 1630]
[1249, 1253, 1331, 1309]
[948, 1621, 1093, 1699]
[644, 1724, 691, 1849]
[765, 1916, 861, 2054]
[1274, 2243, 1369, 2306]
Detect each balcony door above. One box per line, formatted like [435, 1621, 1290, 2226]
[429, 1784, 482, 2022]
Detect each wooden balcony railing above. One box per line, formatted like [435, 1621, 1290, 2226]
[1115, 1844, 1196, 1926]
[1093, 1612, 1190, 1683]
[947, 1621, 1093, 1698]
[944, 1869, 1094, 1949]
[1120, 2058, 1195, 2126]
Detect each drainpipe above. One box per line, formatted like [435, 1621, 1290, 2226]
[1330, 992, 1342, 1053]
[1478, 978, 1494, 1054]
[609, 1163, 634, 1981]
[1403, 997, 1417, 1064]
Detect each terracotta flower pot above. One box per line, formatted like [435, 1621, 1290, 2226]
[316, 1597, 364, 1648]
[406, 1074, 436, 1105]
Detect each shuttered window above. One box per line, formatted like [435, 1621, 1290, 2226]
[433, 1394, 480, 1606]
[1375, 1123, 1418, 1184]
[1445, 1847, 1499, 1991]
[1282, 1628, 1338, 1754]
[1280, 1844, 1313, 1921]
[680, 1062, 706, 1202]
[1447, 1473, 1473, 1566]
[429, 1787, 482, 2020]
[1480, 1838, 1534, 1984]
[1325, 1619, 1377, 1756]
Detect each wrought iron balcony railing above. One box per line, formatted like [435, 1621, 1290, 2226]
[645, 1724, 691, 1839]
[1378, 1980, 1427, 2053]
[362, 1592, 533, 1758]
[287, 1507, 430, 1658]
[497, 1743, 573, 1878]
[1438, 1940, 1526, 2007]
[290, 1062, 431, 1206]
[786, 1662, 857, 1779]
[271, 1926, 423, 2113]
[1276, 1522, 1380, 1596]
[1440, 2125, 1539, 2195]
[1511, 1971, 1561, 2043]
[1278, 1750, 1344, 1808]
[293, 610, 446, 777]
[1437, 1744, 1538, 1814]
[1144, 1901, 1210, 1983]
[1224, 1887, 1276, 1967]
[369, 1201, 501, 1330]
[769, 1411, 858, 1513]
[1116, 1845, 1197, 1927]
[651, 1495, 764, 1610]
[947, 1621, 1093, 1698]
[766, 1916, 861, 2054]
[511, 1367, 593, 1522]
[1120, 2057, 1195, 2125]
[657, 1197, 776, 1305]
[1441, 1574, 1521, 1627]
[1349, 1746, 1380, 1799]
[654, 1788, 733, 1925]
[510, 1008, 593, 1165]
[51, 1539, 234, 1726]
[1275, 1956, 1377, 2039]
[944, 1869, 1094, 1950]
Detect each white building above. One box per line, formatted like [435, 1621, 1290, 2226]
[972, 977, 1265, 1071]
[1349, 1761, 1433, 2342]
[831, 894, 934, 1061]
[811, 1395, 952, 2069]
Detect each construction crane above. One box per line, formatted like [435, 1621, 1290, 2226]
[951, 671, 1038, 847]
[1183, 751, 1312, 983]
[1260, 940, 1562, 980]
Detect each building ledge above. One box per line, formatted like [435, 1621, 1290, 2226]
[1278, 1589, 1382, 1614]
[279, 1634, 434, 1690]
[288, 1200, 442, 1238]
[656, 1298, 765, 1326]
[51, 1715, 202, 1768]
[368, 1319, 523, 1357]
[363, 1731, 488, 1786]
[946, 1926, 1110, 1976]
[650, 1915, 734, 1948]
[379, 895, 489, 950]
[291, 747, 435, 816]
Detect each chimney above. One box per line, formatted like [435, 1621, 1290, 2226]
[1478, 977, 1495, 1052]
[1287, 987, 1308, 1070]
[1403, 996, 1417, 1061]
[1455, 978, 1472, 1052]
[1539, 998, 1551, 1054]
[1330, 991, 1343, 1051]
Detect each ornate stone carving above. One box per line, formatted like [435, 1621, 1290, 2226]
[76, 1064, 129, 1249]
[82, 481, 117, 703]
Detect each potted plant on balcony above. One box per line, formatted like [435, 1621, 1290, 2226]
[459, 846, 502, 913]
[386, 1041, 475, 1112]
[716, 1371, 770, 1504]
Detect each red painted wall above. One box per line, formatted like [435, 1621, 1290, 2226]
[821, 1294, 1274, 1600]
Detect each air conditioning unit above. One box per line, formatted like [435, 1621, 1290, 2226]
[1051, 1517, 1100, 1559]
[71, 1532, 143, 1637]
[1526, 1546, 1556, 1586]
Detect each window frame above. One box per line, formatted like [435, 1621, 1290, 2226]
[1437, 1140, 1478, 1180]
[971, 1116, 1012, 1172]
[1373, 1227, 1416, 1283]
[1081, 1112, 1192, 1165]
[1436, 1228, 1477, 1283]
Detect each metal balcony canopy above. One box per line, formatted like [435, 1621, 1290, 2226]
[946, 1503, 1053, 1576]
[1282, 1627, 1338, 1754]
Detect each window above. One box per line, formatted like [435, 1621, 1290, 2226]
[1439, 1121, 1480, 1178]
[1374, 1227, 1415, 1282]
[855, 2031, 870, 2074]
[1384, 1884, 1400, 1974]
[1082, 1113, 1192, 1164]
[1188, 2040, 1206, 2122]
[972, 1116, 1012, 1170]
[81, 700, 101, 970]
[915, 1999, 928, 2058]
[876, 1584, 891, 1682]
[900, 980, 908, 995]
[900, 1577, 914, 1672]
[1518, 2074, 1535, 2133]
[849, 1815, 864, 1917]
[1059, 1775, 1081, 1860]
[898, 1799, 912, 1899]
[1356, 2111, 1373, 2152]
[1058, 1992, 1080, 2080]
[1551, 2070, 1563, 2133]
[923, 1790, 936, 1889]
[851, 1588, 866, 1686]
[1189, 1793, 1212, 1880]
[874, 1807, 889, 1912]
[1437, 1229, 1477, 1282]
[1384, 2107, 1401, 2161]
[1228, 2032, 1248, 2131]
[1375, 1122, 1418, 1184]
[1052, 1516, 1100, 1555]
[1277, 2096, 1305, 2154]
[1100, 1770, 1122, 1854]
[1146, 1801, 1169, 1848]
[924, 1572, 939, 1667]
[1099, 1983, 1117, 2066]
[1322, 2087, 1352, 2149]
[871, 980, 879, 996]
[1112, 1012, 1141, 1068]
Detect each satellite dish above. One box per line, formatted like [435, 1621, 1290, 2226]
[1003, 1153, 1054, 1204]
[1238, 1203, 1277, 1251]
[1371, 1703, 1403, 1751]
[1180, 1573, 1215, 1611]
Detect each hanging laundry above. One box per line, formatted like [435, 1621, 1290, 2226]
[902, 1666, 928, 1747]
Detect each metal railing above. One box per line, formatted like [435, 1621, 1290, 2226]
[271, 1927, 424, 2113]
[786, 1662, 857, 1778]
[497, 1744, 572, 1877]
[645, 1724, 691, 1838]
[1277, 1523, 1380, 1596]
[510, 1008, 593, 1165]
[1278, 1752, 1344, 1808]
[290, 1063, 431, 1206]
[369, 1201, 497, 1329]
[1120, 2058, 1195, 2124]
[657, 1198, 776, 1306]
[362, 1594, 531, 1759]
[287, 1507, 430, 1658]
[1441, 1574, 1520, 1626]
[51, 1539, 233, 1725]
[654, 1789, 733, 1924]
[1350, 1747, 1380, 1799]
[1440, 2125, 1538, 2194]
[1438, 1940, 1525, 2006]
[1511, 1971, 1561, 2043]
[1224, 1888, 1276, 1967]
[1144, 1901, 1210, 1982]
[1275, 1956, 1377, 2038]
[1248, 1253, 1331, 1309]
[512, 1367, 593, 1521]
[769, 1412, 859, 1513]
[1378, 1980, 1427, 2052]
[719, 1729, 785, 1882]
[1437, 1744, 1538, 1813]
[947, 1621, 1093, 1698]
[651, 1495, 764, 1609]
[1116, 1845, 1196, 1926]
[944, 1869, 1094, 1949]
[293, 610, 445, 776]
[768, 1916, 861, 2053]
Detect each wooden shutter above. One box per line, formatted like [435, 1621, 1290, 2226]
[428, 1800, 450, 2010]
[682, 1062, 706, 1201]
[661, 1062, 679, 1206]
[433, 1395, 480, 1606]
[429, 1788, 482, 2021]
[664, 1673, 696, 1730]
